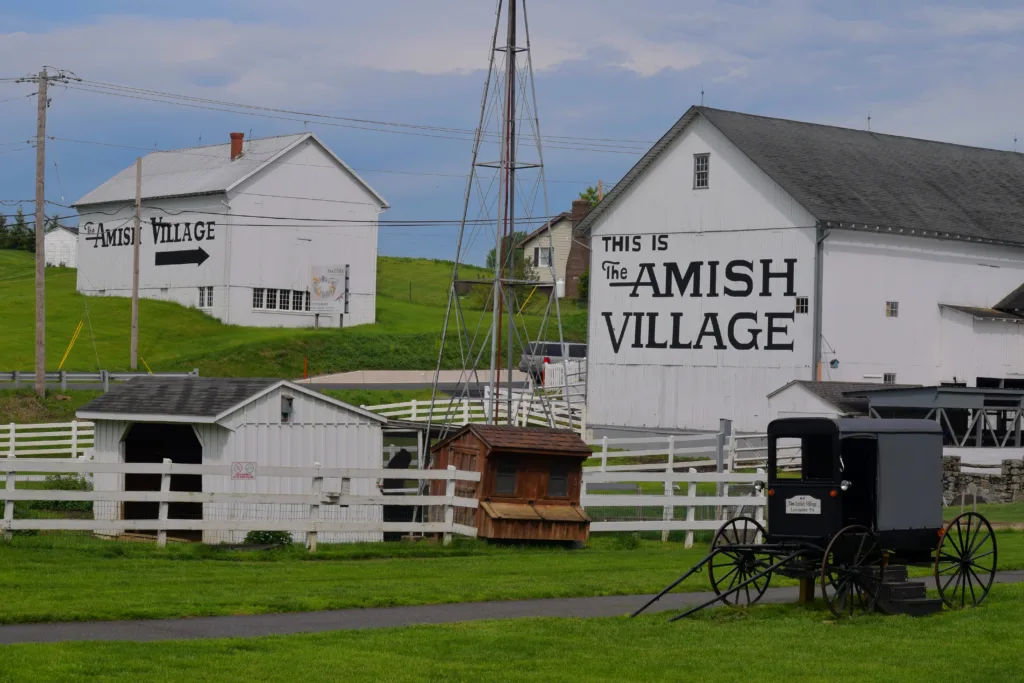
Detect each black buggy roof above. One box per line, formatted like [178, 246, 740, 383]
[767, 417, 943, 438]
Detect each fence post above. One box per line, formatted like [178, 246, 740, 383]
[13, 371, 20, 389]
[662, 435, 675, 542]
[2, 453, 16, 542]
[60, 370, 67, 392]
[715, 418, 732, 519]
[157, 458, 171, 548]
[308, 462, 323, 552]
[462, 398, 470, 424]
[410, 399, 418, 421]
[70, 420, 78, 458]
[443, 465, 456, 546]
[101, 370, 110, 393]
[684, 467, 697, 549]
[8, 423, 14, 458]
[600, 435, 608, 473]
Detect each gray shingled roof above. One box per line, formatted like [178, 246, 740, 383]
[79, 377, 277, 419]
[578, 106, 1024, 246]
[73, 132, 388, 208]
[939, 304, 1024, 323]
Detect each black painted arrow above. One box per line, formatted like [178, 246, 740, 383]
[155, 247, 209, 266]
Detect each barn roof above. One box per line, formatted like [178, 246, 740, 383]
[431, 424, 591, 457]
[77, 376, 386, 424]
[577, 106, 1024, 247]
[72, 132, 388, 208]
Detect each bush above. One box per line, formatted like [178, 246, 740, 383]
[28, 473, 93, 513]
[244, 530, 294, 546]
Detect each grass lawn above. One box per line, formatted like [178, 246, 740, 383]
[1, 531, 1022, 626]
[0, 250, 586, 377]
[2, 583, 1024, 682]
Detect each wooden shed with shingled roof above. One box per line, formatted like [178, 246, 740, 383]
[429, 424, 591, 544]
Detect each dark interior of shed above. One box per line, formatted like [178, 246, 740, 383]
[123, 423, 203, 540]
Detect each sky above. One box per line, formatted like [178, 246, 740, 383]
[2, 0, 1024, 265]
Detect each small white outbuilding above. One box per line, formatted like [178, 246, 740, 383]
[77, 376, 387, 544]
[44, 225, 78, 268]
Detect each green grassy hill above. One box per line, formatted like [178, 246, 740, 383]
[0, 250, 586, 378]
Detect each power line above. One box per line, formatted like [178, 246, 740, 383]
[63, 82, 646, 155]
[77, 78, 656, 147]
[46, 135, 611, 187]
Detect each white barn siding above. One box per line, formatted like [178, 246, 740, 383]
[225, 139, 381, 328]
[91, 419, 131, 525]
[586, 116, 818, 433]
[209, 387, 383, 544]
[819, 232, 1024, 385]
[75, 195, 227, 315]
[44, 229, 78, 268]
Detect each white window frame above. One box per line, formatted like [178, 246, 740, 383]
[693, 153, 710, 189]
[292, 290, 304, 311]
[886, 301, 899, 318]
[266, 289, 278, 310]
[252, 288, 265, 309]
[795, 297, 809, 314]
[537, 247, 552, 268]
[198, 286, 213, 309]
[279, 288, 291, 311]
[883, 373, 897, 385]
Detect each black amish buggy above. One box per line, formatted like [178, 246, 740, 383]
[634, 417, 998, 620]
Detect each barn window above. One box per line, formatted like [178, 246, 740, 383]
[279, 289, 291, 311]
[304, 291, 311, 311]
[533, 247, 552, 268]
[198, 286, 213, 309]
[252, 288, 265, 309]
[266, 289, 277, 310]
[693, 153, 710, 189]
[495, 460, 517, 496]
[547, 466, 569, 498]
[293, 290, 304, 311]
[883, 373, 897, 384]
[281, 395, 294, 423]
[886, 301, 899, 318]
[795, 297, 809, 314]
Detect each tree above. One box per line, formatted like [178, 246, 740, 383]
[579, 185, 603, 208]
[485, 230, 529, 272]
[0, 213, 8, 250]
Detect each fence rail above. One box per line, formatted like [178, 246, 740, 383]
[1, 458, 481, 548]
[363, 388, 585, 433]
[0, 369, 199, 392]
[1, 420, 94, 459]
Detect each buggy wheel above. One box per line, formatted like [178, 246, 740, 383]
[709, 516, 772, 607]
[934, 511, 997, 609]
[820, 524, 884, 619]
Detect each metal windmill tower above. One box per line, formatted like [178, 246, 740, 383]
[425, 0, 571, 448]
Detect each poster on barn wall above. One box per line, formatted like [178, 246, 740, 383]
[310, 265, 349, 314]
[590, 230, 814, 367]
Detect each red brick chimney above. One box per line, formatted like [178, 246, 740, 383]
[230, 132, 244, 161]
[564, 199, 593, 300]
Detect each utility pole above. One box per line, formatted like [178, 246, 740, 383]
[33, 69, 49, 397]
[18, 67, 78, 396]
[130, 157, 142, 369]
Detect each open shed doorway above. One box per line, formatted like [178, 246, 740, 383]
[123, 423, 203, 541]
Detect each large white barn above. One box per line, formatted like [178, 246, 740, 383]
[577, 106, 1024, 434]
[72, 132, 389, 328]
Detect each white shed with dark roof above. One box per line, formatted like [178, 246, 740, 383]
[79, 376, 386, 544]
[577, 105, 1024, 434]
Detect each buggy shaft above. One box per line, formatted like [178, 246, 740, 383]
[667, 550, 803, 622]
[630, 549, 721, 618]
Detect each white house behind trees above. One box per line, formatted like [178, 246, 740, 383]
[72, 132, 389, 328]
[576, 106, 1024, 434]
[44, 225, 78, 268]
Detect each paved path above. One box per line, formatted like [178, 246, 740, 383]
[3, 570, 1022, 646]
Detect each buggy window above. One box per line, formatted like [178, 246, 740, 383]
[773, 435, 833, 481]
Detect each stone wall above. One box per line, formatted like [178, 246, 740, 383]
[942, 456, 1024, 505]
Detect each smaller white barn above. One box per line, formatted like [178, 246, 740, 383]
[766, 380, 919, 422]
[78, 376, 386, 544]
[44, 225, 78, 268]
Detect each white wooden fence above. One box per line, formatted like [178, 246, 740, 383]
[363, 387, 586, 434]
[1, 458, 481, 548]
[581, 469, 766, 547]
[587, 431, 800, 474]
[1, 421, 94, 459]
